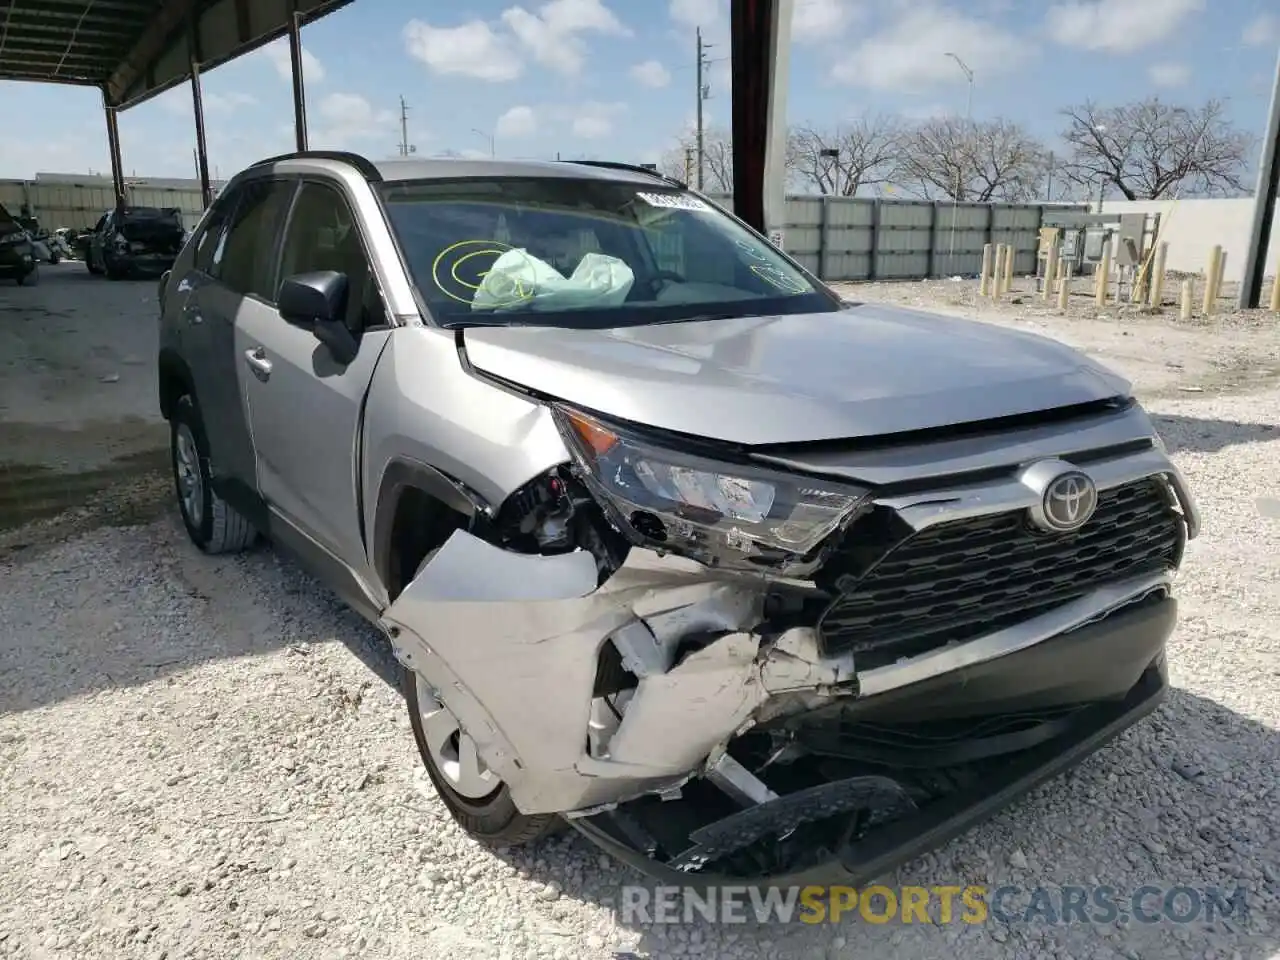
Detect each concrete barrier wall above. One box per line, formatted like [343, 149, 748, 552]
[1101, 198, 1280, 284]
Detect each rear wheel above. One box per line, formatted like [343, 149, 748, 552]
[170, 393, 258, 554]
[404, 666, 560, 846]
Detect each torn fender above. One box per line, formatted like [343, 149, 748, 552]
[381, 531, 853, 815]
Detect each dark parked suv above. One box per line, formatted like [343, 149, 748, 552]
[0, 202, 38, 286]
[86, 206, 186, 279]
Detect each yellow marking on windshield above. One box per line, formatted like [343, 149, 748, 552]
[431, 239, 534, 308]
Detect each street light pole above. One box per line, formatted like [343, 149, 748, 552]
[945, 52, 973, 267]
[472, 128, 495, 157]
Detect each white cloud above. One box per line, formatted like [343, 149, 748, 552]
[263, 38, 325, 83]
[496, 105, 538, 138]
[668, 0, 726, 30]
[1045, 0, 1204, 54]
[831, 4, 1030, 92]
[502, 0, 630, 75]
[1147, 62, 1190, 87]
[792, 0, 858, 44]
[1242, 14, 1279, 47]
[630, 59, 671, 88]
[310, 93, 396, 150]
[403, 1, 627, 82]
[402, 19, 523, 81]
[556, 100, 627, 139]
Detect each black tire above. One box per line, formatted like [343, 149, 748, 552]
[106, 264, 125, 281]
[403, 666, 561, 846]
[87, 254, 103, 275]
[16, 267, 38, 287]
[170, 393, 258, 554]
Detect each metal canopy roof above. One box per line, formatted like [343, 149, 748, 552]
[0, 0, 352, 109]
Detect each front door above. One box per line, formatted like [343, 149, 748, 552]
[235, 180, 392, 581]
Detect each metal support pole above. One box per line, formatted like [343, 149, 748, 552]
[288, 7, 309, 151]
[102, 89, 126, 211]
[189, 37, 213, 209]
[1240, 45, 1280, 309]
[729, 0, 792, 239]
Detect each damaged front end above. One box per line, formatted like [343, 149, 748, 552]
[382, 403, 1198, 884]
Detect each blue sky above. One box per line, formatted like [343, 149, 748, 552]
[0, 0, 1277, 181]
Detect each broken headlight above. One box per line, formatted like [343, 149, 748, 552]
[554, 406, 867, 571]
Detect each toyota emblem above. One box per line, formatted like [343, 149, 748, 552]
[1040, 471, 1098, 532]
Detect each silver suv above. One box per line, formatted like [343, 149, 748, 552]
[157, 152, 1199, 884]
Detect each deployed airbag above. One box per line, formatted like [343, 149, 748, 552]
[472, 249, 634, 311]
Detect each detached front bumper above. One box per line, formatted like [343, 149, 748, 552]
[577, 617, 1170, 888]
[383, 530, 1175, 829]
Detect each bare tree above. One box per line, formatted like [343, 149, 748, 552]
[658, 127, 734, 193]
[896, 117, 1048, 202]
[1058, 98, 1253, 200]
[787, 114, 903, 196]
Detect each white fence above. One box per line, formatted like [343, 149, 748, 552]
[1102, 198, 1279, 284]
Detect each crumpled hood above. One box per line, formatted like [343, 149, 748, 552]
[460, 304, 1132, 445]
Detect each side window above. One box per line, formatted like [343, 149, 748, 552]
[278, 182, 383, 331]
[219, 179, 295, 300]
[92, 213, 108, 234]
[192, 192, 238, 274]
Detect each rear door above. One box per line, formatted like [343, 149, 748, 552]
[236, 178, 392, 576]
[184, 178, 296, 499]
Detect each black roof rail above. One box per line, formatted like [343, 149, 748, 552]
[249, 150, 383, 182]
[561, 160, 686, 190]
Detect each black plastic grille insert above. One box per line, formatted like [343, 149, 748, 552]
[818, 479, 1183, 667]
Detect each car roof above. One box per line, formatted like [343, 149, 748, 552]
[371, 157, 666, 186]
[248, 151, 681, 189]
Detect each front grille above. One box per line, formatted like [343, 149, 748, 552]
[818, 479, 1183, 667]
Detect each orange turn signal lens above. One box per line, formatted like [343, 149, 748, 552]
[565, 410, 619, 456]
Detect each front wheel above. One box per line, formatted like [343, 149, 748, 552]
[169, 394, 258, 554]
[404, 667, 560, 846]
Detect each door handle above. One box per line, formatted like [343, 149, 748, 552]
[244, 347, 273, 379]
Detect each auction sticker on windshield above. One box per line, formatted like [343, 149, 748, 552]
[636, 192, 710, 212]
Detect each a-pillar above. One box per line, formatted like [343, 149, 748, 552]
[288, 1, 309, 151]
[729, 0, 792, 241]
[102, 89, 126, 211]
[190, 26, 213, 209]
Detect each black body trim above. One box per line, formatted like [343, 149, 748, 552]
[562, 160, 686, 189]
[371, 458, 490, 592]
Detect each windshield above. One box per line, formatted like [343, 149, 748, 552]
[378, 177, 837, 328]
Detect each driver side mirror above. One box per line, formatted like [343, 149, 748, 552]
[278, 271, 360, 365]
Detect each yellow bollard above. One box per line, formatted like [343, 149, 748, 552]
[1214, 251, 1228, 305]
[1058, 263, 1072, 311]
[1002, 244, 1014, 294]
[1042, 246, 1058, 302]
[993, 244, 1008, 298]
[1202, 245, 1222, 315]
[979, 243, 994, 297]
[1096, 240, 1111, 306]
[1180, 279, 1193, 321]
[1148, 242, 1169, 308]
[1271, 246, 1280, 312]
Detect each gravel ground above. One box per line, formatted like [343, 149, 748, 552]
[1, 273, 1278, 960]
